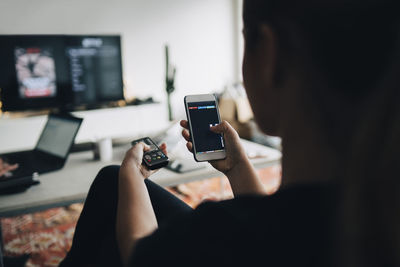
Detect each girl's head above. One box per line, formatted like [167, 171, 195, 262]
[242, 0, 398, 137]
[242, 1, 400, 266]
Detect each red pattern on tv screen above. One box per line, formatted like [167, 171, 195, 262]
[15, 47, 57, 99]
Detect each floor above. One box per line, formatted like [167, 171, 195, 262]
[1, 165, 281, 267]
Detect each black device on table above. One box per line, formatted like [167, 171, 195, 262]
[0, 34, 124, 112]
[131, 137, 169, 170]
[0, 113, 83, 194]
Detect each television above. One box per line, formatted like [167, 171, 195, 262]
[0, 35, 124, 112]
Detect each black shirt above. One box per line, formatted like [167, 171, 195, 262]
[131, 184, 336, 267]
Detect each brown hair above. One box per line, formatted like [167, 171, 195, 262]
[243, 1, 400, 266]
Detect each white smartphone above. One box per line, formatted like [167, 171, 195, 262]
[184, 94, 226, 162]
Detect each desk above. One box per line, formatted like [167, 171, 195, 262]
[0, 139, 280, 218]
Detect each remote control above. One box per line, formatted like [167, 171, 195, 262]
[131, 137, 169, 170]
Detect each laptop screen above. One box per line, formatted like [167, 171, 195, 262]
[36, 115, 82, 158]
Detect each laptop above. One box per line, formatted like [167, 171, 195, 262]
[0, 113, 83, 180]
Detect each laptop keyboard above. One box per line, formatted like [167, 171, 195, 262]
[2, 151, 33, 165]
[1, 151, 61, 177]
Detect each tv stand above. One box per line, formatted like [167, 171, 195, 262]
[0, 103, 170, 154]
[125, 96, 156, 106]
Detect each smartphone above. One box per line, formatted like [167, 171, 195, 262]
[131, 137, 169, 170]
[184, 94, 226, 162]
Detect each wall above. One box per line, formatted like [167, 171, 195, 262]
[235, 0, 244, 81]
[0, 0, 238, 118]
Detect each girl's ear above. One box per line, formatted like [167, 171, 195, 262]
[257, 24, 278, 90]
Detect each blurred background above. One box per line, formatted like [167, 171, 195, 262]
[0, 0, 243, 117]
[0, 1, 282, 266]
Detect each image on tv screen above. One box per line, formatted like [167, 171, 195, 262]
[15, 47, 57, 99]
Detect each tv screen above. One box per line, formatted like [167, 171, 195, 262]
[0, 35, 68, 111]
[0, 35, 124, 111]
[64, 36, 124, 108]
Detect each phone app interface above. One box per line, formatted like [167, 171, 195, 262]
[188, 101, 225, 153]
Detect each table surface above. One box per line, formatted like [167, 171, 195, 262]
[0, 139, 281, 217]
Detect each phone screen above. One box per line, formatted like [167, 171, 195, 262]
[188, 101, 225, 154]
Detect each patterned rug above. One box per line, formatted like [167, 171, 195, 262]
[1, 166, 281, 267]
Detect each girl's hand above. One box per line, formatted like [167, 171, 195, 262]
[180, 120, 248, 175]
[121, 142, 168, 179]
